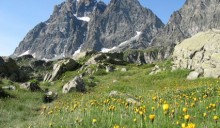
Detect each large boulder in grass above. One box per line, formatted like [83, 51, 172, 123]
[44, 58, 80, 82]
[173, 30, 220, 79]
[62, 76, 86, 93]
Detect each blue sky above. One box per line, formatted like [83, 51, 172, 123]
[0, 0, 185, 56]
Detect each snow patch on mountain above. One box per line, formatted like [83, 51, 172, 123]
[18, 50, 30, 57]
[74, 14, 90, 22]
[101, 47, 117, 53]
[101, 31, 142, 53]
[73, 45, 82, 57]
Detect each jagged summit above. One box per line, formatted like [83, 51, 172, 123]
[13, 0, 163, 59]
[13, 0, 103, 59]
[81, 0, 164, 52]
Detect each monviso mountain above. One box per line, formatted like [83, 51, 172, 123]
[13, 0, 164, 60]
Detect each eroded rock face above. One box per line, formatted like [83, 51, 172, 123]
[13, 0, 102, 59]
[44, 58, 80, 82]
[82, 0, 164, 52]
[173, 30, 220, 78]
[125, 47, 173, 64]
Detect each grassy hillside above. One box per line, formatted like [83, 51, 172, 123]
[0, 60, 220, 128]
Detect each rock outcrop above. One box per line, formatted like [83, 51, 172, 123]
[149, 0, 220, 59]
[44, 58, 80, 82]
[124, 47, 172, 64]
[173, 29, 220, 78]
[85, 52, 125, 65]
[62, 76, 85, 93]
[15, 55, 53, 81]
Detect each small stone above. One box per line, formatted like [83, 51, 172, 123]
[2, 85, 16, 90]
[113, 80, 117, 83]
[187, 71, 200, 80]
[121, 68, 127, 72]
[109, 91, 119, 97]
[126, 98, 141, 106]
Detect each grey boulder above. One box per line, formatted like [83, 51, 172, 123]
[44, 58, 79, 82]
[62, 76, 85, 93]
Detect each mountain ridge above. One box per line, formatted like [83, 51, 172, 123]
[13, 0, 164, 59]
[150, 0, 220, 47]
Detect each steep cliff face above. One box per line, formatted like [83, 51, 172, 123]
[151, 0, 220, 48]
[81, 0, 164, 52]
[13, 0, 163, 59]
[13, 0, 105, 59]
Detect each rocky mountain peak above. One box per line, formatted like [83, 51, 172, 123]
[81, 0, 164, 52]
[151, 0, 220, 47]
[13, 0, 163, 59]
[75, 0, 97, 17]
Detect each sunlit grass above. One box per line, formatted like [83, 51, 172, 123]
[0, 61, 220, 128]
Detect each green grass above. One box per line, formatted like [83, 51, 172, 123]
[0, 61, 220, 128]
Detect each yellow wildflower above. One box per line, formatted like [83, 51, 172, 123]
[163, 104, 169, 111]
[149, 114, 155, 122]
[214, 115, 218, 120]
[183, 108, 188, 113]
[152, 96, 157, 101]
[152, 107, 155, 111]
[184, 114, 190, 121]
[133, 118, 137, 122]
[203, 113, 207, 117]
[187, 123, 196, 128]
[181, 123, 186, 128]
[92, 118, 97, 124]
[113, 124, 120, 128]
